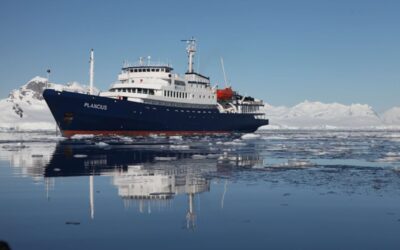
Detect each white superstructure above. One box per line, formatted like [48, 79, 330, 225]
[100, 39, 217, 108]
[98, 38, 265, 115]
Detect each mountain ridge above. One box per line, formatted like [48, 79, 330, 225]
[0, 76, 92, 131]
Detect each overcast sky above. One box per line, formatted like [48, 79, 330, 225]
[0, 0, 399, 112]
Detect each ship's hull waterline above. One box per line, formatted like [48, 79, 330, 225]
[43, 89, 268, 137]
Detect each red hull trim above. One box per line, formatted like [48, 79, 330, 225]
[62, 130, 231, 137]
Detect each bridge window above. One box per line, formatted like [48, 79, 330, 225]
[151, 68, 155, 72]
[156, 68, 160, 72]
[134, 69, 138, 72]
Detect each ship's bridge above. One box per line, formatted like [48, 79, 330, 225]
[118, 65, 173, 83]
[185, 72, 210, 85]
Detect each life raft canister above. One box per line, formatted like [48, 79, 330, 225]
[217, 87, 233, 101]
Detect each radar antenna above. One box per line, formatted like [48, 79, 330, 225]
[181, 37, 196, 73]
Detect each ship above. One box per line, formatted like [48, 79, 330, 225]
[43, 39, 268, 137]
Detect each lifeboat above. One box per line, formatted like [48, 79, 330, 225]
[217, 87, 233, 101]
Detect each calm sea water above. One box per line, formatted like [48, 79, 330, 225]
[1, 130, 400, 250]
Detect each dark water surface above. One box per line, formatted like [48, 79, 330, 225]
[1, 130, 400, 250]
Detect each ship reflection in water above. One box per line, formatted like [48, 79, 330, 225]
[43, 141, 263, 230]
[2, 131, 400, 249]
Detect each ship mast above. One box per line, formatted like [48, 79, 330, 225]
[89, 49, 94, 95]
[181, 37, 196, 73]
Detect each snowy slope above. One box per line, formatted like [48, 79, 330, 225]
[382, 107, 400, 126]
[261, 101, 386, 129]
[0, 76, 93, 131]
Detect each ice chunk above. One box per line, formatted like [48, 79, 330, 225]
[223, 139, 246, 146]
[71, 134, 94, 140]
[192, 154, 207, 159]
[170, 145, 190, 150]
[154, 156, 177, 161]
[95, 142, 109, 147]
[241, 133, 261, 140]
[169, 135, 183, 140]
[206, 154, 221, 159]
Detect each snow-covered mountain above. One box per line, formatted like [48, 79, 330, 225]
[0, 76, 92, 131]
[0, 76, 399, 131]
[261, 100, 387, 129]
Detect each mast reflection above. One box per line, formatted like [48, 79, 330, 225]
[6, 140, 262, 229]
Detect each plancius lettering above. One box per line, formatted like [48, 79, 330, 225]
[83, 102, 107, 110]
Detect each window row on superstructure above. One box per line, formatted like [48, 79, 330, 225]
[163, 90, 215, 100]
[164, 90, 188, 99]
[127, 67, 171, 73]
[110, 88, 155, 95]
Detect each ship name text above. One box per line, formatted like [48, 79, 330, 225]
[83, 102, 108, 110]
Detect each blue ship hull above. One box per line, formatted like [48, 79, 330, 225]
[43, 89, 268, 137]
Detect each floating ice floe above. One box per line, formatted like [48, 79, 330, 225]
[154, 156, 177, 161]
[241, 133, 261, 140]
[95, 142, 109, 147]
[392, 166, 400, 172]
[169, 145, 190, 150]
[71, 134, 94, 140]
[169, 135, 183, 140]
[374, 152, 400, 163]
[267, 159, 315, 169]
[192, 154, 207, 160]
[223, 139, 246, 146]
[115, 136, 134, 143]
[206, 153, 221, 159]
